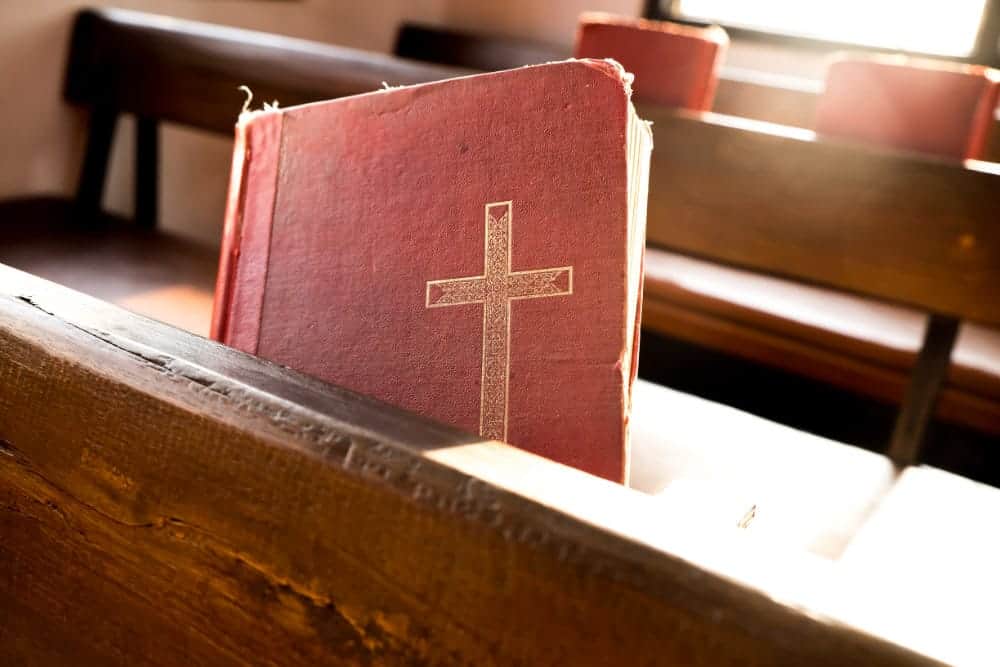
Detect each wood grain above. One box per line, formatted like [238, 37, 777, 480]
[0, 264, 939, 665]
[642, 108, 1000, 327]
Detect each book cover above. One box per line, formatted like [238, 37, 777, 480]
[574, 13, 728, 111]
[212, 60, 652, 482]
[815, 55, 1000, 160]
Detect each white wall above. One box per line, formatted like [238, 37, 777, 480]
[0, 0, 640, 246]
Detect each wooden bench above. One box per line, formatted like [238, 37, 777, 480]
[10, 12, 999, 445]
[0, 262, 942, 666]
[642, 109, 1000, 430]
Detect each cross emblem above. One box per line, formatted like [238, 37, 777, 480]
[426, 201, 573, 442]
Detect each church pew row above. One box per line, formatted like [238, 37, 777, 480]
[55, 9, 1000, 439]
[0, 264, 937, 666]
[2, 14, 997, 661]
[1, 7, 994, 454]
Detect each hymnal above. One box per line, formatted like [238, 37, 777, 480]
[212, 60, 652, 482]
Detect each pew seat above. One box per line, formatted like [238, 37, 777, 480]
[644, 248, 1000, 434]
[631, 378, 894, 558]
[829, 465, 1000, 666]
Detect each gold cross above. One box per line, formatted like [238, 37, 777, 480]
[426, 201, 573, 441]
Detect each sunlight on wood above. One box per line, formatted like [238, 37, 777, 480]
[117, 285, 214, 337]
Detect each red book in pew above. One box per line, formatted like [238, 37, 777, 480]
[574, 12, 728, 111]
[815, 54, 1000, 160]
[211, 60, 652, 483]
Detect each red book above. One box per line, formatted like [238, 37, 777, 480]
[574, 12, 728, 111]
[815, 54, 1000, 160]
[211, 60, 652, 482]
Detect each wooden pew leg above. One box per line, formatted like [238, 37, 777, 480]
[887, 315, 960, 467]
[74, 106, 117, 222]
[135, 116, 158, 229]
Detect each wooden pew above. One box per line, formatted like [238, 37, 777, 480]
[0, 8, 468, 334]
[639, 108, 1000, 452]
[0, 264, 937, 665]
[0, 14, 991, 661]
[65, 8, 469, 227]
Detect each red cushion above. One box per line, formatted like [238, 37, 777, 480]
[815, 55, 1000, 159]
[574, 13, 728, 111]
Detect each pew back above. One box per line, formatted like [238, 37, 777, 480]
[64, 8, 468, 226]
[640, 108, 1000, 328]
[66, 8, 468, 135]
[0, 265, 935, 665]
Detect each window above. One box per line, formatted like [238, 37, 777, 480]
[665, 0, 989, 58]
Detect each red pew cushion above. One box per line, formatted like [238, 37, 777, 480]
[574, 12, 728, 111]
[815, 54, 1000, 159]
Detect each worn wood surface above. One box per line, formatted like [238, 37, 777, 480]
[0, 265, 939, 665]
[641, 108, 1000, 328]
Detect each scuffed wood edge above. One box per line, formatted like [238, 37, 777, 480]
[0, 265, 939, 665]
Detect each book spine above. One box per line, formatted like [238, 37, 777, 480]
[209, 121, 252, 342]
[210, 112, 284, 353]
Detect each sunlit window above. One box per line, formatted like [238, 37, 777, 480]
[670, 0, 988, 57]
